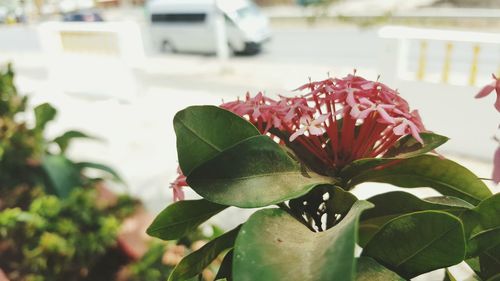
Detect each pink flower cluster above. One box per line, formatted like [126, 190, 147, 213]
[171, 73, 427, 201]
[476, 74, 500, 184]
[221, 73, 425, 171]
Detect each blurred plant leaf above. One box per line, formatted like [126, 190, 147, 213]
[75, 161, 124, 183]
[34, 103, 57, 131]
[168, 226, 240, 281]
[147, 199, 227, 241]
[42, 155, 82, 198]
[53, 130, 99, 153]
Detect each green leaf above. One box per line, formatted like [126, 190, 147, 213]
[75, 161, 124, 183]
[383, 132, 449, 158]
[147, 199, 227, 241]
[362, 210, 466, 279]
[174, 106, 259, 176]
[343, 155, 491, 205]
[187, 135, 335, 208]
[356, 257, 405, 281]
[34, 103, 57, 130]
[233, 201, 374, 281]
[359, 191, 473, 246]
[168, 226, 240, 281]
[480, 244, 500, 280]
[41, 155, 82, 198]
[53, 130, 98, 153]
[467, 193, 500, 257]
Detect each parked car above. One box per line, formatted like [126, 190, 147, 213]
[63, 10, 104, 22]
[146, 0, 271, 55]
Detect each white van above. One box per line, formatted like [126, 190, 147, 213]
[146, 0, 271, 54]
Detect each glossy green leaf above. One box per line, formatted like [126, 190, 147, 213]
[187, 135, 335, 208]
[343, 155, 491, 205]
[53, 130, 98, 153]
[42, 155, 82, 198]
[34, 103, 57, 130]
[174, 106, 259, 176]
[383, 132, 449, 158]
[359, 191, 473, 246]
[233, 201, 373, 281]
[363, 210, 466, 279]
[168, 226, 240, 281]
[147, 199, 227, 241]
[356, 257, 405, 281]
[467, 193, 500, 257]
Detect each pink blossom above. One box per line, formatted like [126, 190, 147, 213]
[475, 74, 500, 112]
[170, 167, 187, 202]
[221, 73, 426, 172]
[493, 146, 500, 184]
[289, 114, 330, 142]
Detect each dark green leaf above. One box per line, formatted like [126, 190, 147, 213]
[147, 199, 227, 241]
[362, 210, 466, 279]
[356, 257, 405, 281]
[187, 135, 335, 208]
[215, 250, 233, 281]
[467, 193, 500, 257]
[233, 201, 373, 281]
[174, 106, 259, 176]
[41, 155, 82, 198]
[343, 155, 491, 205]
[168, 226, 240, 281]
[34, 103, 57, 130]
[75, 161, 124, 183]
[53, 130, 98, 153]
[359, 191, 473, 246]
[383, 132, 449, 158]
[480, 244, 500, 280]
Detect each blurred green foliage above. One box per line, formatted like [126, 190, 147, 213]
[0, 190, 136, 281]
[0, 64, 137, 280]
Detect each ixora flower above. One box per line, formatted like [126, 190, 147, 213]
[476, 74, 500, 185]
[171, 73, 426, 200]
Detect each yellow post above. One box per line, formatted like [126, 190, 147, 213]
[469, 44, 480, 86]
[417, 40, 427, 81]
[442, 42, 453, 83]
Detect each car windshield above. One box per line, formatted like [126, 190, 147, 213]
[236, 4, 261, 19]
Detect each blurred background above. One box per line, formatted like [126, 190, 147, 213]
[1, 0, 499, 219]
[0, 0, 500, 276]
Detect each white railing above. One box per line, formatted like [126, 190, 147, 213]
[38, 21, 144, 101]
[378, 26, 499, 161]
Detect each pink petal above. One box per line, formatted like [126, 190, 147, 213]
[289, 127, 306, 142]
[308, 126, 323, 136]
[493, 146, 500, 184]
[312, 114, 330, 125]
[407, 120, 424, 144]
[393, 121, 408, 136]
[377, 107, 395, 124]
[475, 84, 494, 99]
[494, 90, 500, 112]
